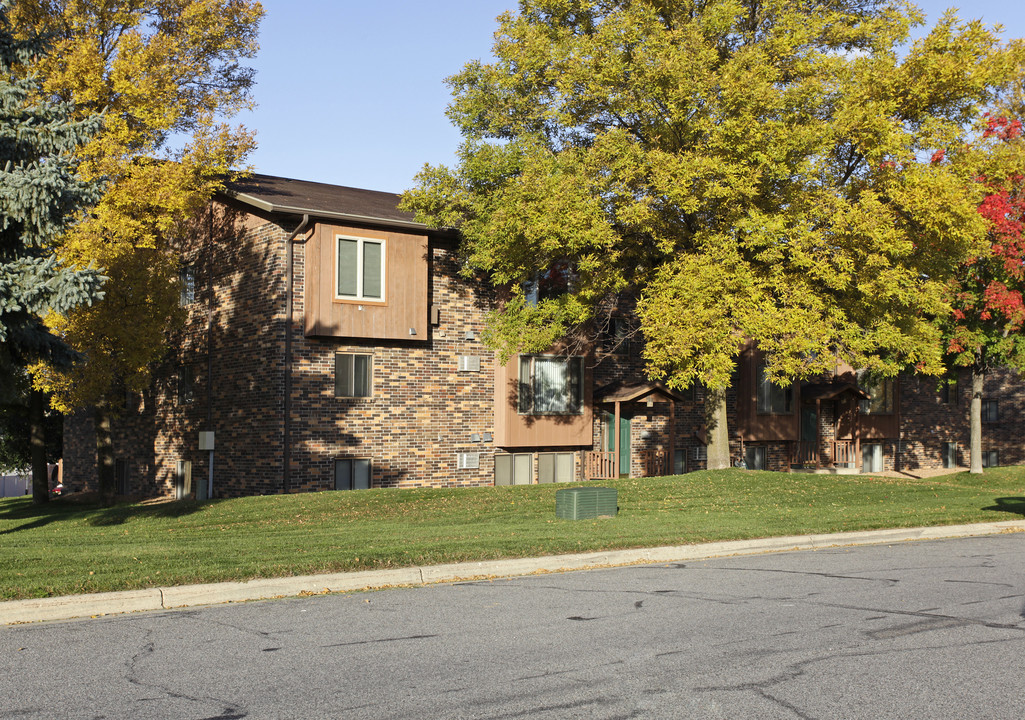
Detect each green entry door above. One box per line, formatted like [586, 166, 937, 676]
[604, 411, 632, 477]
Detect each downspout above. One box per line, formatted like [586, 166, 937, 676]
[206, 204, 215, 498]
[283, 214, 311, 493]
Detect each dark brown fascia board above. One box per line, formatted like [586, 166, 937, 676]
[227, 189, 453, 234]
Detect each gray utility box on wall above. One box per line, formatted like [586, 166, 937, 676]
[556, 487, 618, 520]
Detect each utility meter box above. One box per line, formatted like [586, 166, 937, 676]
[556, 487, 618, 520]
[198, 431, 215, 451]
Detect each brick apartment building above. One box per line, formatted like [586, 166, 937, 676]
[62, 174, 1023, 497]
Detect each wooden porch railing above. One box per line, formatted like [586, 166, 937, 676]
[791, 441, 818, 466]
[787, 438, 861, 467]
[833, 440, 857, 465]
[586, 451, 617, 480]
[640, 449, 669, 477]
[790, 440, 859, 468]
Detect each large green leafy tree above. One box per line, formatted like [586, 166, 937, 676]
[404, 0, 1024, 467]
[943, 115, 1025, 473]
[0, 2, 103, 500]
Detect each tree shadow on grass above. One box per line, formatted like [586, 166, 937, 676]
[981, 497, 1025, 517]
[84, 498, 211, 527]
[0, 495, 208, 534]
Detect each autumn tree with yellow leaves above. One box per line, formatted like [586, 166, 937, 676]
[15, 0, 263, 499]
[404, 0, 1025, 468]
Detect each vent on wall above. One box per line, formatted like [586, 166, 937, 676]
[457, 452, 480, 470]
[458, 356, 481, 372]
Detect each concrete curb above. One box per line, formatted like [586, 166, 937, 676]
[4, 519, 1023, 626]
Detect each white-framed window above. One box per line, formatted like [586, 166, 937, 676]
[335, 353, 372, 398]
[518, 355, 584, 415]
[335, 458, 371, 490]
[981, 449, 999, 468]
[756, 366, 792, 414]
[336, 235, 385, 301]
[858, 371, 894, 414]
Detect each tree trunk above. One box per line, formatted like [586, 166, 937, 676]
[969, 366, 984, 474]
[94, 398, 116, 504]
[705, 388, 731, 470]
[29, 389, 49, 504]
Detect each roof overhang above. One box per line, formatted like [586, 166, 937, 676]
[801, 381, 869, 401]
[595, 379, 689, 405]
[226, 189, 437, 232]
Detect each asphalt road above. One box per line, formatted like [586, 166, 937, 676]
[2, 533, 1024, 719]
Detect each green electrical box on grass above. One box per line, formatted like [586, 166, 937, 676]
[555, 487, 618, 520]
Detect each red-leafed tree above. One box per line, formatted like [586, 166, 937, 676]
[945, 116, 1025, 473]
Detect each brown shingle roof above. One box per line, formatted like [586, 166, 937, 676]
[224, 173, 427, 229]
[594, 379, 688, 404]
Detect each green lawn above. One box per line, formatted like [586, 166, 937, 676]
[2, 467, 1024, 601]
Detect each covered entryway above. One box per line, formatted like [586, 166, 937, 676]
[587, 380, 687, 480]
[789, 382, 869, 471]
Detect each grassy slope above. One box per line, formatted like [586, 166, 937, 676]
[2, 468, 1023, 601]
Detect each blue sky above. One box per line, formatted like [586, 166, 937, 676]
[241, 1, 1025, 193]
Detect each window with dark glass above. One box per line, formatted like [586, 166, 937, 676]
[336, 236, 384, 301]
[177, 365, 194, 405]
[523, 261, 572, 306]
[982, 399, 998, 423]
[756, 366, 792, 414]
[518, 355, 583, 414]
[179, 265, 196, 306]
[335, 353, 372, 398]
[940, 374, 959, 404]
[335, 458, 371, 490]
[858, 371, 894, 414]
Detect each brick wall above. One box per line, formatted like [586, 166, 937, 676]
[287, 238, 497, 490]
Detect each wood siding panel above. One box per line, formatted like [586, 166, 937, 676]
[735, 346, 800, 441]
[494, 356, 593, 448]
[304, 223, 428, 341]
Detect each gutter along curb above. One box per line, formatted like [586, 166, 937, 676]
[4, 519, 1024, 626]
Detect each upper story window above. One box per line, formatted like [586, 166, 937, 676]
[336, 236, 385, 302]
[982, 399, 999, 423]
[940, 374, 959, 405]
[179, 265, 196, 306]
[858, 371, 894, 414]
[335, 353, 372, 398]
[523, 261, 573, 306]
[518, 355, 583, 415]
[756, 365, 792, 414]
[177, 365, 195, 405]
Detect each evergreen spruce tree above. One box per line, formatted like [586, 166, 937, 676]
[0, 2, 103, 502]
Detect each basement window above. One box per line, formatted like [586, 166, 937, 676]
[335, 458, 371, 490]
